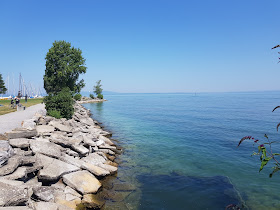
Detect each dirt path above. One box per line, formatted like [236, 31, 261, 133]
[0, 104, 45, 134]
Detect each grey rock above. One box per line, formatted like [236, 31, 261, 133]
[5, 129, 37, 139]
[62, 170, 101, 194]
[0, 155, 36, 176]
[81, 162, 110, 177]
[82, 153, 106, 166]
[64, 186, 82, 198]
[65, 149, 79, 157]
[0, 206, 32, 209]
[97, 149, 115, 155]
[9, 138, 30, 148]
[71, 144, 89, 156]
[21, 119, 36, 130]
[0, 181, 29, 206]
[37, 154, 80, 181]
[59, 154, 83, 168]
[30, 141, 62, 158]
[36, 125, 55, 134]
[33, 202, 69, 210]
[83, 135, 97, 147]
[49, 121, 72, 133]
[98, 163, 118, 174]
[13, 148, 33, 156]
[0, 141, 14, 167]
[33, 186, 55, 202]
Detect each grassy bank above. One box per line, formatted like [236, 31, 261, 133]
[0, 98, 44, 115]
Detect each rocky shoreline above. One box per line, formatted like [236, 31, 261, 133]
[0, 102, 121, 209]
[77, 98, 107, 104]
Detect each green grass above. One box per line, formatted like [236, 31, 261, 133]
[0, 98, 44, 115]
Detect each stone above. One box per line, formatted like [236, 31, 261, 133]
[9, 138, 30, 148]
[0, 181, 29, 206]
[59, 154, 83, 168]
[51, 179, 66, 191]
[33, 186, 55, 202]
[64, 186, 82, 198]
[0, 134, 8, 141]
[13, 148, 33, 156]
[55, 198, 81, 209]
[98, 163, 118, 174]
[82, 153, 106, 165]
[81, 194, 105, 209]
[65, 149, 79, 157]
[2, 164, 42, 180]
[36, 125, 55, 134]
[98, 135, 115, 146]
[98, 149, 115, 155]
[5, 129, 37, 139]
[30, 141, 62, 158]
[80, 118, 95, 126]
[49, 121, 72, 133]
[33, 202, 70, 210]
[62, 170, 101, 194]
[0, 207, 32, 210]
[0, 141, 14, 167]
[21, 119, 36, 130]
[71, 144, 89, 156]
[0, 155, 36, 176]
[81, 162, 110, 177]
[83, 135, 97, 147]
[25, 176, 42, 187]
[36, 154, 80, 181]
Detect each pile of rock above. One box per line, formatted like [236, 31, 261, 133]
[77, 97, 107, 104]
[0, 103, 120, 209]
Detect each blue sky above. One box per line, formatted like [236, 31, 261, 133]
[0, 0, 279, 93]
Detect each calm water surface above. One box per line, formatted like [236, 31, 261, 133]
[83, 92, 280, 210]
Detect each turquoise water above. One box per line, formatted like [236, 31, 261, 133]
[83, 92, 280, 210]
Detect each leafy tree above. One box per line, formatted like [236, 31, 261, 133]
[94, 80, 103, 99]
[73, 93, 82, 101]
[44, 40, 87, 94]
[0, 73, 7, 94]
[89, 93, 94, 99]
[44, 88, 74, 119]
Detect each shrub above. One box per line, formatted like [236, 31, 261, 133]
[89, 94, 94, 99]
[44, 88, 74, 119]
[48, 109, 62, 119]
[74, 93, 82, 101]
[97, 93, 103, 99]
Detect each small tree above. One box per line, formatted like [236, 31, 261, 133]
[94, 80, 103, 99]
[0, 73, 7, 94]
[44, 40, 87, 94]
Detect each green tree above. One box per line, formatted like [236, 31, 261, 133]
[44, 40, 87, 94]
[44, 88, 74, 119]
[0, 73, 7, 94]
[93, 80, 103, 99]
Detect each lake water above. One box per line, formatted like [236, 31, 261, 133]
[83, 92, 280, 210]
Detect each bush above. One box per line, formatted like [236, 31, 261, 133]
[44, 88, 74, 119]
[74, 93, 82, 101]
[97, 93, 103, 99]
[48, 109, 62, 119]
[89, 94, 94, 99]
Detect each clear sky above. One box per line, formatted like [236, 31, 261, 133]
[0, 0, 280, 93]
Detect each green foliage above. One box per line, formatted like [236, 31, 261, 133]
[89, 93, 94, 99]
[97, 93, 103, 99]
[74, 93, 82, 101]
[44, 40, 87, 94]
[48, 109, 62, 119]
[44, 88, 74, 119]
[0, 73, 7, 94]
[93, 80, 103, 96]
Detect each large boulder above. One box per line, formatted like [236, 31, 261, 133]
[0, 181, 29, 206]
[37, 154, 80, 181]
[49, 121, 72, 133]
[81, 162, 110, 177]
[36, 125, 55, 134]
[62, 170, 101, 194]
[32, 186, 55, 202]
[82, 153, 106, 166]
[5, 129, 37, 139]
[30, 141, 62, 158]
[0, 141, 14, 167]
[9, 138, 30, 148]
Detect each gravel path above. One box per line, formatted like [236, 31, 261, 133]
[0, 104, 45, 134]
